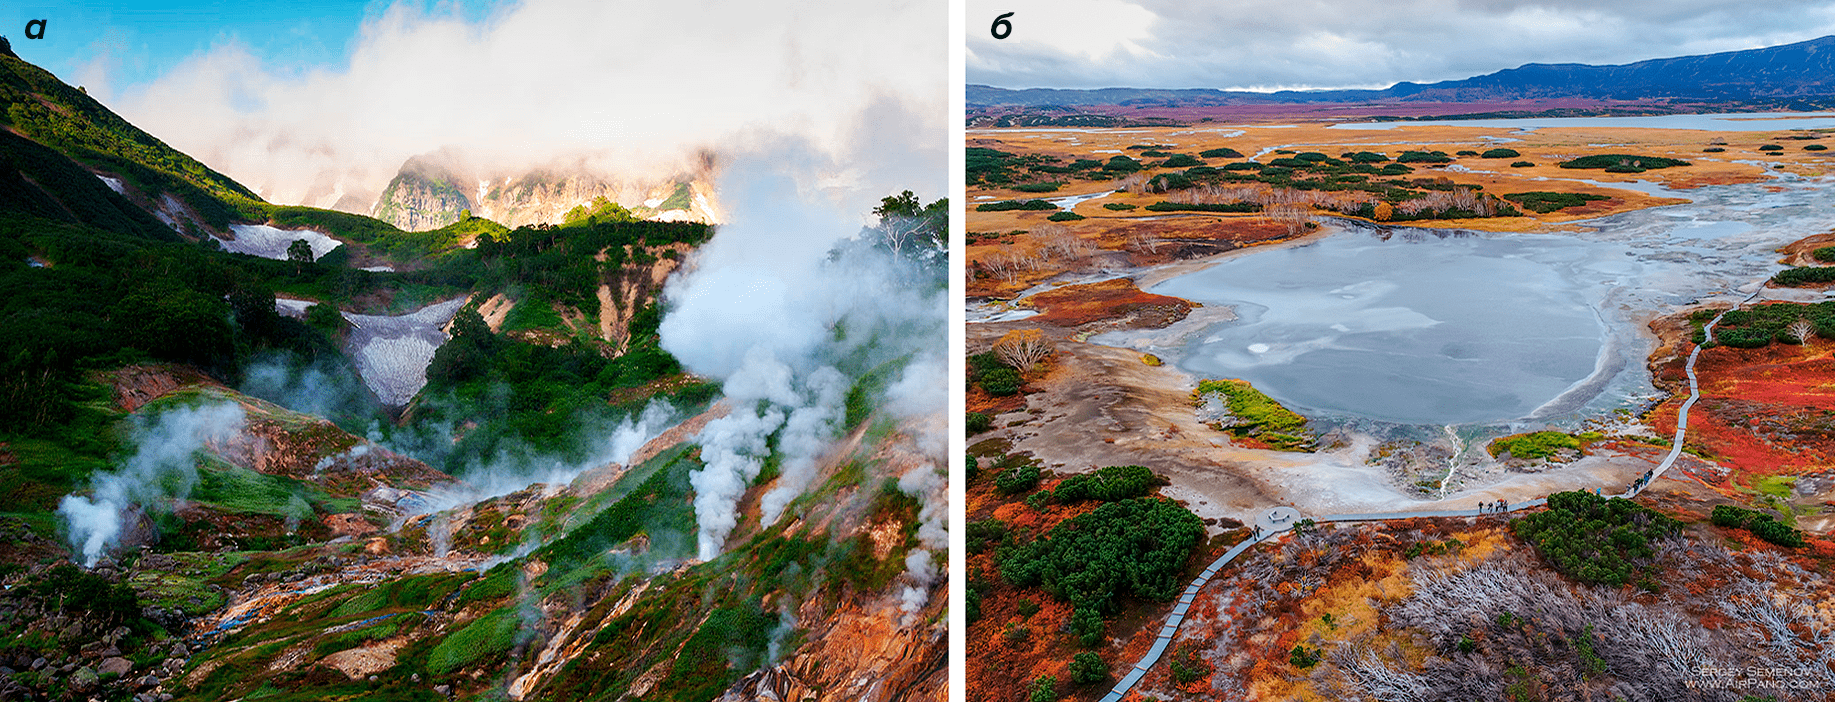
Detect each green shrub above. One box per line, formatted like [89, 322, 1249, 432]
[975, 200, 1056, 212]
[1511, 161, 1535, 167]
[1711, 504, 1805, 547]
[1199, 147, 1243, 158]
[1000, 498, 1204, 645]
[966, 518, 1008, 554]
[1102, 156, 1142, 173]
[1559, 154, 1689, 170]
[1289, 645, 1321, 668]
[1053, 465, 1160, 503]
[980, 367, 1022, 396]
[1046, 211, 1086, 222]
[1102, 202, 1137, 211]
[1807, 144, 1828, 151]
[1510, 491, 1680, 586]
[1501, 192, 1609, 214]
[1028, 675, 1057, 702]
[966, 412, 992, 435]
[1760, 145, 1784, 152]
[994, 462, 1040, 495]
[1396, 151, 1453, 164]
[1070, 652, 1108, 684]
[1481, 148, 1521, 158]
[1774, 266, 1835, 286]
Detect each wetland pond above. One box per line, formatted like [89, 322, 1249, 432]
[1110, 176, 1835, 428]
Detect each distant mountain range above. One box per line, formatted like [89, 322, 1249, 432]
[971, 34, 1835, 109]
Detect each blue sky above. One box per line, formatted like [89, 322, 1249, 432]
[9, 1, 490, 97]
[36, 0, 946, 216]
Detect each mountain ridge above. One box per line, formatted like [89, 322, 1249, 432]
[970, 33, 1835, 109]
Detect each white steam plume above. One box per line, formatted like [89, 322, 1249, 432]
[663, 150, 945, 562]
[415, 399, 679, 516]
[756, 366, 849, 527]
[896, 461, 946, 625]
[105, 0, 944, 212]
[57, 402, 247, 566]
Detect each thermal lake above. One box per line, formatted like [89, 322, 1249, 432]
[1116, 175, 1835, 427]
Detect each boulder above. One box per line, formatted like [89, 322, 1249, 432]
[69, 666, 98, 692]
[99, 656, 133, 677]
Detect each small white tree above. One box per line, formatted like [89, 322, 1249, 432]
[994, 329, 1052, 369]
[1790, 318, 1815, 344]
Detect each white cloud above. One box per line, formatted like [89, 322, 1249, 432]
[113, 0, 945, 210]
[968, 0, 1835, 90]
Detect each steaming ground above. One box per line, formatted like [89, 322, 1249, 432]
[659, 161, 946, 562]
[58, 402, 247, 566]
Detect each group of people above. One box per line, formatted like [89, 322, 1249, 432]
[1477, 499, 1509, 514]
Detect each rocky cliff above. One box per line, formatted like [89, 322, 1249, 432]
[370, 156, 720, 231]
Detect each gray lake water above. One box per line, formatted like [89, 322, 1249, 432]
[1120, 175, 1835, 427]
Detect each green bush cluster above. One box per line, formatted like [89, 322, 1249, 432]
[1510, 491, 1680, 587]
[966, 411, 993, 435]
[994, 461, 1040, 495]
[1502, 191, 1610, 214]
[1052, 465, 1161, 503]
[1481, 148, 1522, 158]
[1558, 154, 1690, 172]
[1199, 147, 1244, 158]
[1694, 301, 1835, 346]
[1396, 150, 1454, 164]
[974, 199, 1057, 212]
[1046, 211, 1086, 221]
[1069, 651, 1107, 684]
[1772, 266, 1835, 288]
[1103, 155, 1143, 173]
[966, 518, 1009, 555]
[24, 563, 143, 627]
[969, 352, 1022, 396]
[999, 498, 1204, 647]
[1710, 504, 1805, 547]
